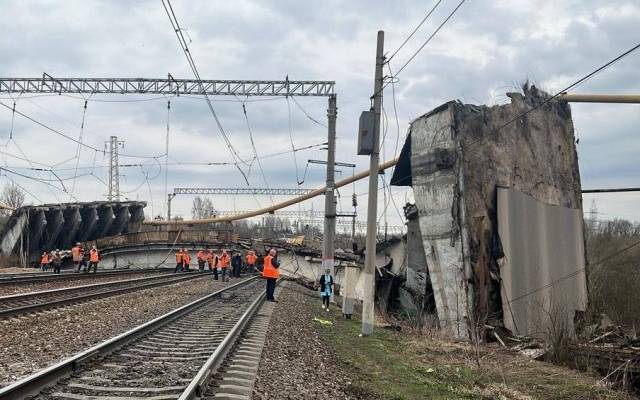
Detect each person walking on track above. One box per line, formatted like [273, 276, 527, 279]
[88, 245, 100, 273]
[246, 250, 257, 273]
[40, 251, 50, 271]
[51, 250, 62, 274]
[183, 250, 191, 272]
[231, 251, 242, 278]
[197, 250, 206, 272]
[175, 249, 184, 273]
[319, 268, 334, 311]
[209, 250, 219, 280]
[219, 250, 230, 282]
[72, 242, 83, 273]
[262, 248, 280, 302]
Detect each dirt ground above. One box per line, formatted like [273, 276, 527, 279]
[254, 281, 633, 400]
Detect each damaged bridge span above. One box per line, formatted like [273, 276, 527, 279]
[0, 201, 146, 265]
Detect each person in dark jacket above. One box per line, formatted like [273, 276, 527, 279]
[231, 252, 242, 278]
[319, 268, 334, 311]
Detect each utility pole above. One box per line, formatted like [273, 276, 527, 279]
[362, 30, 384, 336]
[107, 136, 124, 201]
[322, 94, 338, 301]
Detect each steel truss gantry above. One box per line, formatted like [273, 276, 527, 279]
[0, 75, 335, 97]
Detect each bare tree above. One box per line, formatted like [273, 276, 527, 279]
[191, 196, 216, 220]
[0, 182, 25, 215]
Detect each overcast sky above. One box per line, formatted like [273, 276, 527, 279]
[0, 0, 639, 228]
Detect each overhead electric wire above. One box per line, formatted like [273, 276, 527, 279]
[286, 97, 302, 185]
[393, 0, 467, 79]
[70, 99, 89, 199]
[386, 0, 444, 63]
[290, 96, 327, 128]
[464, 40, 640, 157]
[161, 0, 250, 185]
[239, 99, 273, 206]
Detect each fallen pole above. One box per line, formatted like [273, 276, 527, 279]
[145, 157, 400, 225]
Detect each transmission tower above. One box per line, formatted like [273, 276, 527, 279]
[107, 136, 124, 201]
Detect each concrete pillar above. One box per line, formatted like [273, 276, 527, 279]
[0, 209, 29, 255]
[60, 206, 82, 249]
[95, 205, 115, 238]
[78, 206, 99, 242]
[127, 205, 145, 233]
[109, 205, 130, 236]
[28, 209, 47, 254]
[43, 208, 65, 251]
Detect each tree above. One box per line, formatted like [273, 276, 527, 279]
[0, 182, 25, 215]
[191, 196, 216, 219]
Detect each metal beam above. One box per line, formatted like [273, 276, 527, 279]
[173, 187, 314, 196]
[0, 76, 335, 97]
[216, 210, 355, 218]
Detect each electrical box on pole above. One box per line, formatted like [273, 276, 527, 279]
[357, 111, 375, 155]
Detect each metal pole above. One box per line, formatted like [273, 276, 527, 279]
[362, 30, 384, 336]
[322, 94, 338, 301]
[560, 93, 640, 103]
[167, 193, 175, 221]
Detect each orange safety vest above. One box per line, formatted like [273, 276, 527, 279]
[207, 252, 214, 263]
[90, 249, 99, 262]
[71, 246, 82, 262]
[184, 253, 191, 264]
[262, 255, 279, 279]
[246, 253, 257, 265]
[41, 253, 49, 264]
[219, 253, 230, 268]
[175, 252, 183, 263]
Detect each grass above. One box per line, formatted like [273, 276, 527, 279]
[310, 305, 632, 400]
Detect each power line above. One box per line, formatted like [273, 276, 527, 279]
[392, 0, 467, 79]
[386, 0, 444, 62]
[161, 0, 249, 185]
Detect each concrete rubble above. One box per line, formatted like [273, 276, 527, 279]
[391, 84, 587, 340]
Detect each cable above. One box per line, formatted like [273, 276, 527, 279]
[161, 0, 250, 185]
[285, 97, 302, 185]
[290, 96, 327, 128]
[70, 99, 89, 198]
[393, 0, 467, 79]
[464, 40, 640, 157]
[387, 0, 444, 63]
[164, 99, 171, 217]
[0, 100, 163, 159]
[240, 100, 273, 206]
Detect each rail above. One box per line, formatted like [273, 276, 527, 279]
[0, 275, 260, 399]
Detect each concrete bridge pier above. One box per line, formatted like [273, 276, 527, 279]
[43, 208, 64, 251]
[78, 206, 98, 242]
[94, 205, 114, 238]
[60, 206, 82, 249]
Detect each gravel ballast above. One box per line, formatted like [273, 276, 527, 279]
[0, 274, 238, 387]
[253, 282, 357, 400]
[0, 271, 168, 296]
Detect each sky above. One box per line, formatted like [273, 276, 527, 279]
[0, 0, 639, 228]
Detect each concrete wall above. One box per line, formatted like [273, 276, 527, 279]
[392, 85, 585, 340]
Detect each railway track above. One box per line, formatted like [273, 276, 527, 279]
[0, 272, 210, 318]
[0, 276, 271, 400]
[0, 268, 173, 286]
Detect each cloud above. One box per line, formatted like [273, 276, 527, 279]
[0, 0, 638, 223]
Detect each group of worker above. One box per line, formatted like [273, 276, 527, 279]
[174, 248, 259, 282]
[174, 247, 280, 302]
[39, 243, 101, 274]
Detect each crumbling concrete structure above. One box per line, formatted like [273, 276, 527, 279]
[392, 85, 587, 340]
[0, 201, 146, 265]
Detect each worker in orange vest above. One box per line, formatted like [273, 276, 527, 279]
[40, 251, 50, 271]
[262, 248, 280, 301]
[183, 249, 191, 272]
[88, 246, 100, 273]
[175, 249, 184, 273]
[219, 250, 230, 282]
[197, 250, 206, 272]
[207, 250, 218, 280]
[246, 250, 257, 273]
[72, 242, 84, 273]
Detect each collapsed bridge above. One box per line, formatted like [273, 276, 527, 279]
[0, 201, 146, 265]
